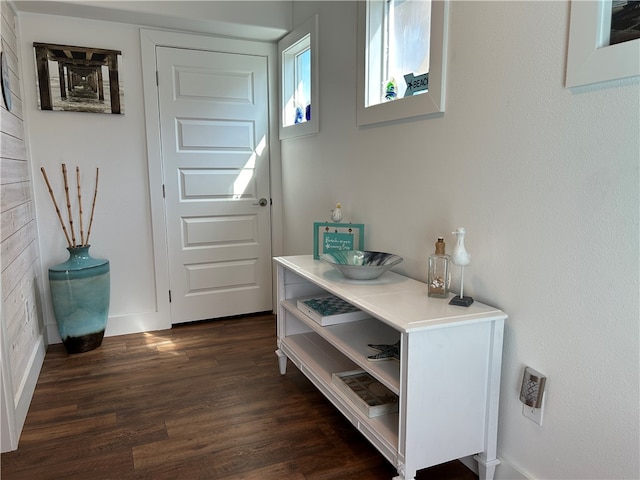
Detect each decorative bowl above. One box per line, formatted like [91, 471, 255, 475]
[319, 250, 403, 280]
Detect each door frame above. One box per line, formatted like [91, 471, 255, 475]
[140, 29, 283, 330]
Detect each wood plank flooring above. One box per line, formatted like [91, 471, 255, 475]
[1, 314, 478, 480]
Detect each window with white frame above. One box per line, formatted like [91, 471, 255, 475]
[357, 0, 449, 125]
[367, 0, 431, 105]
[279, 15, 318, 139]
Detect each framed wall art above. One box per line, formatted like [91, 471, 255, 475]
[33, 42, 123, 114]
[566, 0, 640, 88]
[1, 40, 11, 111]
[313, 222, 365, 259]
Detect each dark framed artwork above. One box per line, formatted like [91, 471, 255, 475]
[610, 1, 640, 45]
[33, 42, 123, 114]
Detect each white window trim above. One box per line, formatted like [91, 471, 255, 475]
[566, 0, 640, 88]
[279, 15, 319, 139]
[357, 0, 449, 126]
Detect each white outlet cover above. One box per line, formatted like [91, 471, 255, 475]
[522, 394, 544, 426]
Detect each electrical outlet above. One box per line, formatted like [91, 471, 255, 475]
[520, 366, 546, 426]
[522, 394, 544, 425]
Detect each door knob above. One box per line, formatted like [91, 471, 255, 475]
[254, 198, 268, 207]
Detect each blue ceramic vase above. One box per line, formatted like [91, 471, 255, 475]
[48, 245, 110, 354]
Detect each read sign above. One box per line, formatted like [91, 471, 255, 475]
[404, 72, 429, 97]
[323, 232, 354, 253]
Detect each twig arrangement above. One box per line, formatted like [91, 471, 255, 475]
[41, 164, 100, 249]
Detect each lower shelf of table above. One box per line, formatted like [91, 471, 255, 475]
[281, 299, 401, 393]
[279, 332, 399, 464]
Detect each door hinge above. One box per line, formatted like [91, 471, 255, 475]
[162, 184, 166, 198]
[156, 70, 159, 86]
[169, 290, 172, 303]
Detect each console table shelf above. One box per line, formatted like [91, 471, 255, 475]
[281, 300, 401, 392]
[274, 255, 507, 480]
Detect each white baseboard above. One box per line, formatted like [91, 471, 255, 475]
[495, 459, 530, 480]
[460, 454, 530, 480]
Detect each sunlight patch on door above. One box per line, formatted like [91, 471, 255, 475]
[233, 135, 265, 199]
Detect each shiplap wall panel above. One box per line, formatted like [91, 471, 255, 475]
[1, 221, 37, 275]
[1, 107, 23, 139]
[1, 238, 39, 306]
[4, 243, 40, 389]
[0, 202, 34, 242]
[2, 95, 22, 121]
[0, 158, 29, 184]
[0, 6, 16, 47]
[4, 241, 39, 351]
[3, 260, 37, 327]
[3, 263, 36, 336]
[1, 131, 26, 160]
[1, 181, 32, 212]
[3, 64, 19, 100]
[1, 0, 46, 452]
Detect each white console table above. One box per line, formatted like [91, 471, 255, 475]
[274, 255, 506, 480]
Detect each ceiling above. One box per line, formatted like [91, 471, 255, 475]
[10, 1, 292, 41]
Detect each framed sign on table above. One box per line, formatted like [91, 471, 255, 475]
[313, 222, 365, 259]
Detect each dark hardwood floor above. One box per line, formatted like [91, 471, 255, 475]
[1, 314, 477, 480]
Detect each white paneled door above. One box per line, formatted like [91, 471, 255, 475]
[156, 46, 272, 324]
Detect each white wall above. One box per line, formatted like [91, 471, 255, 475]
[18, 13, 160, 341]
[283, 1, 639, 479]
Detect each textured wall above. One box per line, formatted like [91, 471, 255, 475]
[281, 1, 639, 479]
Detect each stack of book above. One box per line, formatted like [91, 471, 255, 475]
[296, 294, 370, 326]
[332, 370, 398, 418]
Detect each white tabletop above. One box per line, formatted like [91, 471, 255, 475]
[275, 255, 507, 333]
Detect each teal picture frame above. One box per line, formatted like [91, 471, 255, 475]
[313, 222, 365, 259]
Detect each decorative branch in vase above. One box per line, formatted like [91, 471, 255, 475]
[40, 164, 99, 248]
[40, 164, 110, 354]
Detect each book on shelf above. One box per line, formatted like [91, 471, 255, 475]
[295, 294, 370, 326]
[332, 370, 398, 418]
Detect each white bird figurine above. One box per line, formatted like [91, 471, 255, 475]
[450, 227, 473, 306]
[451, 227, 470, 266]
[331, 203, 343, 223]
